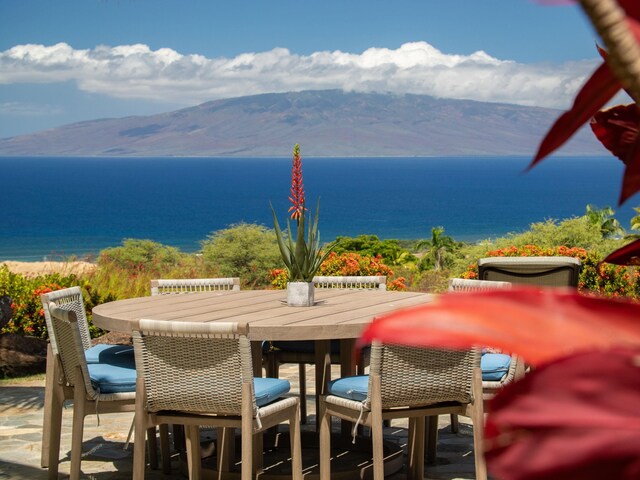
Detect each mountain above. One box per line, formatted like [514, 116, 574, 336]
[0, 90, 604, 157]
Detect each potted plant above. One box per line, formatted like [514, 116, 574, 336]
[270, 144, 337, 306]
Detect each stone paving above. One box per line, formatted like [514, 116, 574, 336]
[0, 365, 481, 479]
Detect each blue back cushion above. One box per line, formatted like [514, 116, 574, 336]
[85, 344, 134, 366]
[87, 363, 137, 394]
[327, 375, 369, 402]
[481, 353, 512, 381]
[254, 377, 291, 407]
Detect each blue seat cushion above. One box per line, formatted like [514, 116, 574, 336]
[327, 375, 369, 402]
[85, 344, 134, 366]
[254, 377, 291, 407]
[267, 340, 341, 354]
[481, 353, 512, 381]
[87, 363, 137, 394]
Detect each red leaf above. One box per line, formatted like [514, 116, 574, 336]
[620, 0, 640, 21]
[531, 61, 621, 167]
[619, 139, 640, 204]
[603, 238, 640, 265]
[359, 287, 640, 366]
[590, 104, 640, 160]
[485, 347, 640, 480]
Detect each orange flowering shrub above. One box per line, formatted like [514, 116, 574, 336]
[269, 252, 406, 290]
[460, 244, 640, 299]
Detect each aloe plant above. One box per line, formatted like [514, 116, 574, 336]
[271, 199, 336, 282]
[271, 144, 337, 282]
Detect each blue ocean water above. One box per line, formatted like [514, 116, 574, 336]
[0, 156, 636, 261]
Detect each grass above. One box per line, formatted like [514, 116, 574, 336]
[0, 372, 46, 385]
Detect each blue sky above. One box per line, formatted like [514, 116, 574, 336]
[0, 0, 605, 137]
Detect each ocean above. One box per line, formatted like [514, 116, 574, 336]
[0, 156, 635, 261]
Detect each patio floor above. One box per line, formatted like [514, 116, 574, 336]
[0, 364, 481, 479]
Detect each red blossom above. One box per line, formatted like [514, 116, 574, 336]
[287, 144, 306, 221]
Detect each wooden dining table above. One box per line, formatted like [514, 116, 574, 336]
[92, 288, 434, 478]
[92, 288, 433, 413]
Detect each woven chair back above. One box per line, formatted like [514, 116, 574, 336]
[41, 287, 91, 356]
[312, 275, 386, 290]
[150, 277, 240, 295]
[368, 343, 479, 409]
[478, 256, 581, 287]
[133, 320, 255, 415]
[448, 278, 512, 292]
[46, 302, 98, 398]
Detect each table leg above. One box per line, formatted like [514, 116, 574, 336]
[251, 341, 263, 378]
[314, 340, 331, 431]
[339, 339, 357, 437]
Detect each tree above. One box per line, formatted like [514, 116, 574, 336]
[332, 234, 416, 266]
[584, 204, 624, 239]
[201, 223, 282, 288]
[416, 227, 458, 271]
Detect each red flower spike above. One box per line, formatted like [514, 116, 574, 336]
[359, 286, 640, 366]
[287, 144, 305, 221]
[603, 237, 640, 265]
[531, 60, 621, 167]
[485, 347, 640, 480]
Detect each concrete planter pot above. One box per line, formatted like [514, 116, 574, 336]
[286, 282, 315, 307]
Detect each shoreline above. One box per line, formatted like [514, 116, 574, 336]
[0, 260, 96, 277]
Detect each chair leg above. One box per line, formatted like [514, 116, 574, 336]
[471, 369, 488, 480]
[371, 417, 385, 480]
[70, 386, 86, 480]
[426, 415, 438, 465]
[298, 364, 307, 424]
[147, 427, 158, 469]
[185, 425, 202, 480]
[408, 417, 425, 480]
[159, 424, 171, 473]
[450, 413, 459, 433]
[319, 400, 331, 480]
[45, 354, 65, 479]
[290, 404, 303, 480]
[217, 427, 234, 473]
[133, 395, 147, 480]
[41, 344, 55, 468]
[173, 424, 185, 453]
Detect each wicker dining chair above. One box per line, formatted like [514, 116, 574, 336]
[149, 277, 241, 453]
[41, 299, 163, 480]
[477, 256, 581, 287]
[131, 320, 302, 480]
[319, 343, 486, 480]
[447, 278, 525, 434]
[150, 277, 240, 295]
[40, 287, 165, 479]
[264, 275, 386, 423]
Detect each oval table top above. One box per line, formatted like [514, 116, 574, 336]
[92, 288, 433, 341]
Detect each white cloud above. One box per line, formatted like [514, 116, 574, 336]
[0, 41, 599, 109]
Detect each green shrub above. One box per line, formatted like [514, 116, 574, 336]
[87, 239, 199, 299]
[201, 223, 282, 289]
[0, 265, 108, 338]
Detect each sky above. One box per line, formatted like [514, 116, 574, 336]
[0, 0, 608, 138]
